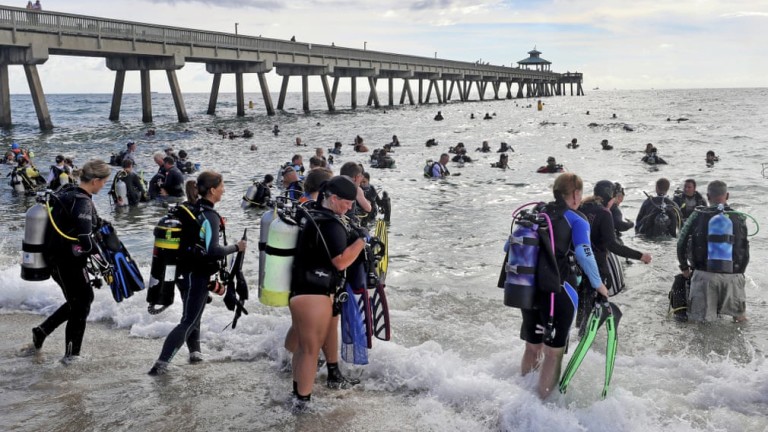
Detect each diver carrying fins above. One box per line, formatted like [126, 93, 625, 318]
[558, 293, 622, 399]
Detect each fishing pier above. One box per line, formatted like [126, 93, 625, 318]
[0, 6, 584, 130]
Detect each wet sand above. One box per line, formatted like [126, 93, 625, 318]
[0, 313, 430, 432]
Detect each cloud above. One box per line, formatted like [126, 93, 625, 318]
[147, 0, 284, 10]
[720, 11, 768, 18]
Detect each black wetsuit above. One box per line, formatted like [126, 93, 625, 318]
[610, 204, 634, 235]
[39, 186, 101, 357]
[162, 166, 185, 198]
[291, 204, 350, 297]
[147, 166, 167, 200]
[157, 199, 238, 363]
[635, 195, 681, 237]
[111, 170, 145, 206]
[673, 191, 708, 221]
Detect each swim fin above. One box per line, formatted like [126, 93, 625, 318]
[559, 301, 601, 394]
[601, 303, 622, 399]
[371, 283, 391, 341]
[99, 223, 145, 303]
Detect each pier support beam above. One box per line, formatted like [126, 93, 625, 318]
[140, 69, 152, 123]
[506, 81, 513, 99]
[257, 72, 275, 115]
[109, 70, 126, 121]
[331, 77, 340, 104]
[367, 76, 380, 108]
[0, 64, 9, 128]
[432, 80, 443, 104]
[418, 79, 423, 104]
[235, 72, 245, 116]
[301, 75, 309, 112]
[277, 76, 289, 110]
[351, 77, 357, 108]
[388, 77, 394, 106]
[166, 70, 189, 122]
[23, 65, 52, 130]
[208, 73, 221, 115]
[400, 79, 415, 105]
[320, 75, 335, 112]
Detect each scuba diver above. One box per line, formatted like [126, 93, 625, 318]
[425, 138, 438, 147]
[601, 139, 613, 150]
[483, 112, 492, 120]
[610, 182, 634, 236]
[389, 135, 401, 147]
[29, 160, 113, 363]
[426, 154, 451, 178]
[705, 150, 719, 167]
[329, 141, 343, 155]
[289, 176, 366, 410]
[577, 181, 652, 321]
[515, 173, 609, 399]
[176, 150, 196, 174]
[635, 177, 682, 237]
[242, 174, 274, 208]
[109, 159, 147, 207]
[491, 153, 509, 169]
[370, 148, 395, 169]
[477, 141, 492, 153]
[434, 111, 444, 121]
[281, 165, 304, 201]
[451, 148, 472, 164]
[673, 179, 708, 221]
[537, 156, 565, 173]
[9, 157, 47, 194]
[567, 138, 579, 149]
[641, 146, 667, 165]
[497, 142, 513, 153]
[676, 180, 749, 323]
[46, 155, 74, 191]
[149, 171, 247, 375]
[147, 152, 167, 200]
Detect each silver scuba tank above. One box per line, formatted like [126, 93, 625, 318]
[21, 202, 50, 281]
[11, 169, 25, 194]
[242, 182, 258, 209]
[115, 179, 128, 206]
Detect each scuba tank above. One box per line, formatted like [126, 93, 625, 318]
[502, 210, 540, 309]
[707, 204, 734, 273]
[146, 214, 182, 314]
[242, 182, 258, 209]
[10, 168, 25, 193]
[115, 179, 128, 206]
[258, 207, 277, 293]
[423, 160, 434, 178]
[260, 210, 299, 307]
[21, 200, 50, 281]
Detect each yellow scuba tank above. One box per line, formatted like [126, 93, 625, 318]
[146, 214, 182, 313]
[21, 201, 50, 281]
[260, 213, 299, 307]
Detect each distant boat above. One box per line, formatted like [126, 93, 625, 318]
[593, 87, 600, 90]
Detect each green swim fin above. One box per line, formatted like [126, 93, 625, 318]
[559, 303, 601, 394]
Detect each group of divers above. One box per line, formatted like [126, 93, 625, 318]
[6, 115, 757, 410]
[10, 134, 397, 413]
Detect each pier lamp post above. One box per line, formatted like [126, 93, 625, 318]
[435, 52, 437, 58]
[364, 41, 367, 50]
[235, 23, 239, 35]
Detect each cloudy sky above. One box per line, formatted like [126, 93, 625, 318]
[6, 0, 767, 94]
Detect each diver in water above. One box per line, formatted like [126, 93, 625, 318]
[673, 179, 708, 221]
[434, 111, 444, 121]
[537, 156, 565, 173]
[491, 153, 509, 169]
[30, 160, 112, 363]
[567, 138, 579, 149]
[705, 150, 719, 167]
[641, 145, 667, 165]
[477, 141, 492, 152]
[635, 177, 681, 237]
[601, 139, 613, 150]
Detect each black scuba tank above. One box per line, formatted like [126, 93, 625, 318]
[146, 214, 182, 314]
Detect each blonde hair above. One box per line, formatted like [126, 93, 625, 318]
[552, 173, 583, 201]
[79, 159, 111, 181]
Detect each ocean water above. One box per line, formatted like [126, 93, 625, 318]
[0, 87, 767, 431]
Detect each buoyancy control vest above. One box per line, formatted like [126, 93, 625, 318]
[497, 202, 571, 309]
[176, 201, 228, 276]
[690, 205, 749, 273]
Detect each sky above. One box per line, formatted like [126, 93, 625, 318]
[5, 0, 768, 94]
